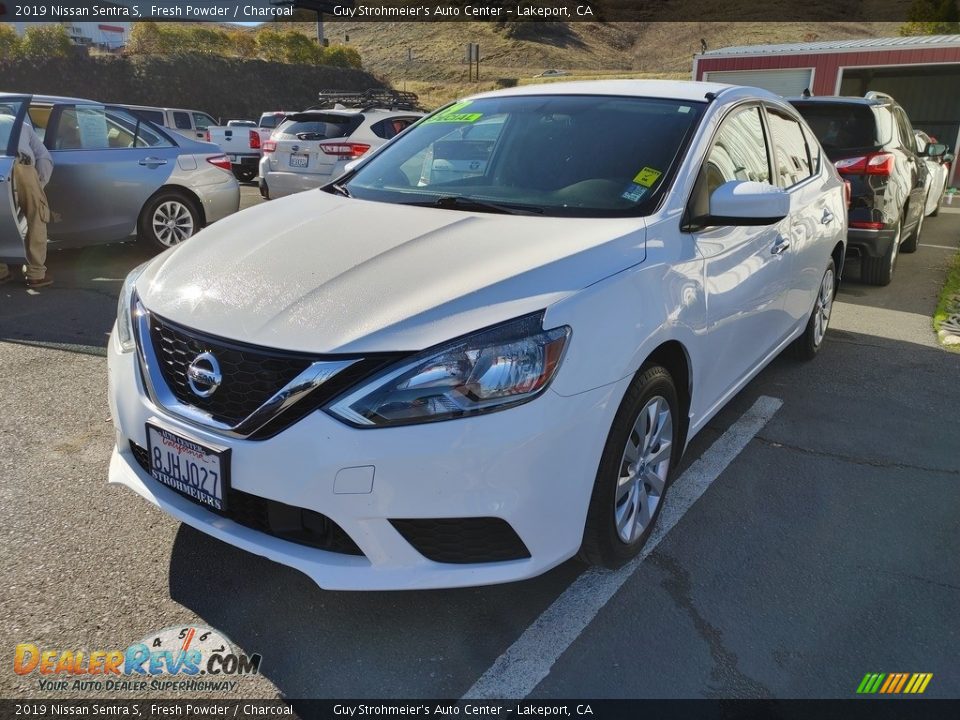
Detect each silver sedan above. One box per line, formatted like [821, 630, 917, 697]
[0, 93, 239, 260]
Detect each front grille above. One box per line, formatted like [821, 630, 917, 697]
[145, 313, 400, 438]
[129, 440, 363, 556]
[149, 314, 314, 426]
[390, 517, 531, 564]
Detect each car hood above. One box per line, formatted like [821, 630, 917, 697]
[137, 192, 646, 354]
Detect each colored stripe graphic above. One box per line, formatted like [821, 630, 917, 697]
[858, 672, 933, 694]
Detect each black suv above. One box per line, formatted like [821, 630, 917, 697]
[789, 92, 930, 286]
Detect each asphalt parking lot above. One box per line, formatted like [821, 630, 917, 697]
[1, 184, 958, 701]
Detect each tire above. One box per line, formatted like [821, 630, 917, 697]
[259, 181, 270, 200]
[234, 167, 256, 183]
[900, 202, 924, 254]
[861, 219, 901, 286]
[579, 365, 680, 568]
[138, 191, 201, 252]
[794, 259, 836, 360]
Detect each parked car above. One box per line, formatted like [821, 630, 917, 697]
[914, 130, 952, 217]
[124, 105, 219, 143]
[108, 80, 846, 590]
[789, 91, 928, 286]
[207, 124, 262, 182]
[258, 106, 423, 200]
[535, 69, 571, 78]
[0, 93, 239, 258]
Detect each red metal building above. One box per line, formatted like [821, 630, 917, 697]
[693, 35, 960, 185]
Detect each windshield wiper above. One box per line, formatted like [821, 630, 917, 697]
[428, 196, 543, 215]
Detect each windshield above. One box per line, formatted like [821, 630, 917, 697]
[344, 95, 705, 217]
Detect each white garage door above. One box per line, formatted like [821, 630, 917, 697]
[704, 69, 814, 97]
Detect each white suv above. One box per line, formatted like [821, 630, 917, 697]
[258, 98, 423, 200]
[108, 80, 846, 590]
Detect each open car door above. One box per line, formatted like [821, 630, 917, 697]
[0, 95, 30, 263]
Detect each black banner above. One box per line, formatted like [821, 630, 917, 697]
[3, 700, 960, 720]
[0, 0, 950, 23]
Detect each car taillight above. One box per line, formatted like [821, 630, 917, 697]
[249, 130, 261, 150]
[262, 141, 276, 154]
[850, 221, 884, 230]
[843, 180, 852, 208]
[834, 152, 894, 176]
[206, 155, 232, 172]
[320, 142, 371, 160]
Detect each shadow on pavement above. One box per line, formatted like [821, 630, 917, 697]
[168, 525, 584, 698]
[0, 242, 153, 351]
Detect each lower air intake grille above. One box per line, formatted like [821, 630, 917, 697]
[390, 517, 530, 564]
[129, 441, 363, 556]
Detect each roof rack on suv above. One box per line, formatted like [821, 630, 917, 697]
[310, 89, 423, 112]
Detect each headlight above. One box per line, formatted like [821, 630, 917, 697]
[115, 262, 149, 353]
[327, 313, 570, 427]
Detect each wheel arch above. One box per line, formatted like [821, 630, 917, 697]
[831, 240, 845, 285]
[140, 184, 207, 228]
[642, 340, 693, 453]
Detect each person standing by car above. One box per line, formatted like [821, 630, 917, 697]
[0, 110, 54, 288]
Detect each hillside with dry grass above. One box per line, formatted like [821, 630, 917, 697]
[270, 20, 901, 107]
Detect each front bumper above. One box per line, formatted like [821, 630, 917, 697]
[107, 331, 627, 590]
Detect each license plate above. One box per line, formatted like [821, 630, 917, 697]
[289, 154, 308, 168]
[146, 424, 229, 511]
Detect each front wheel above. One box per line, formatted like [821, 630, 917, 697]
[580, 365, 679, 568]
[138, 191, 201, 251]
[794, 259, 836, 360]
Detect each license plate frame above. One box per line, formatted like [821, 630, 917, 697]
[289, 154, 308, 168]
[145, 423, 231, 512]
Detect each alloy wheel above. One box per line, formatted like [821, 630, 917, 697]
[152, 200, 195, 247]
[813, 266, 835, 348]
[615, 395, 673, 543]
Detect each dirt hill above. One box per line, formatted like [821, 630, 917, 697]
[275, 20, 901, 82]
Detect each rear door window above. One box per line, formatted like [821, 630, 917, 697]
[53, 106, 174, 150]
[173, 112, 191, 130]
[766, 110, 813, 189]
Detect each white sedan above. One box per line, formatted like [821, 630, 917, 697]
[107, 81, 846, 590]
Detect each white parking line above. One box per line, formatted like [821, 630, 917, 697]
[464, 395, 784, 700]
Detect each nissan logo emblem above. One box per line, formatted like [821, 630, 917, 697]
[186, 352, 222, 398]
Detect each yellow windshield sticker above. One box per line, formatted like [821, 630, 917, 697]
[633, 167, 663, 188]
[424, 101, 483, 124]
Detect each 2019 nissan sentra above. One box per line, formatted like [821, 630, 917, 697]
[0, 93, 239, 262]
[107, 81, 846, 590]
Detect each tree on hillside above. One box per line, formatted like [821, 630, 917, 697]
[0, 24, 19, 60]
[900, 0, 960, 35]
[229, 30, 257, 59]
[19, 25, 72, 60]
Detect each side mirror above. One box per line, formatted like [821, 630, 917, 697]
[926, 142, 947, 158]
[705, 181, 790, 226]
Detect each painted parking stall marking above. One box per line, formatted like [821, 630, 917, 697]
[465, 395, 783, 700]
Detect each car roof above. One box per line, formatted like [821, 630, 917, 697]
[466, 79, 767, 103]
[0, 92, 95, 104]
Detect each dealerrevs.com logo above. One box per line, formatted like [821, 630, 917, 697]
[14, 626, 262, 693]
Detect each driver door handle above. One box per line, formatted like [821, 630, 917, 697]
[771, 235, 791, 255]
[139, 157, 168, 167]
